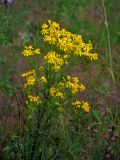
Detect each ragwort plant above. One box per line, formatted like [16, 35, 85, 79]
[21, 20, 98, 159]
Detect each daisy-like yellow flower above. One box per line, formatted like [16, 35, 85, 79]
[22, 70, 35, 77]
[82, 101, 90, 112]
[22, 70, 36, 88]
[49, 87, 56, 96]
[49, 87, 64, 99]
[79, 84, 85, 92]
[72, 100, 81, 109]
[41, 20, 98, 61]
[33, 48, 40, 55]
[24, 76, 36, 88]
[44, 51, 64, 72]
[40, 76, 47, 84]
[28, 95, 41, 103]
[72, 100, 90, 112]
[22, 45, 40, 57]
[65, 76, 85, 95]
[56, 92, 64, 98]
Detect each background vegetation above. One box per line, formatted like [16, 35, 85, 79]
[0, 0, 120, 159]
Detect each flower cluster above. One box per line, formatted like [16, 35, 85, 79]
[21, 20, 98, 115]
[49, 87, 64, 99]
[65, 76, 85, 94]
[28, 95, 40, 103]
[72, 100, 90, 112]
[22, 70, 36, 88]
[22, 45, 40, 57]
[49, 76, 85, 98]
[41, 20, 98, 60]
[44, 51, 65, 72]
[26, 95, 41, 120]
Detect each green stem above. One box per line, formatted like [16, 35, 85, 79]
[101, 0, 115, 84]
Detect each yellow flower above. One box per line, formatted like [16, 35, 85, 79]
[33, 48, 40, 55]
[44, 51, 64, 72]
[82, 101, 90, 112]
[24, 76, 36, 88]
[56, 92, 64, 99]
[22, 70, 35, 77]
[49, 87, 56, 96]
[49, 87, 64, 99]
[72, 77, 79, 83]
[26, 45, 33, 49]
[48, 20, 52, 24]
[22, 70, 36, 88]
[22, 45, 40, 57]
[41, 20, 98, 61]
[38, 66, 44, 71]
[79, 84, 85, 92]
[66, 81, 73, 88]
[58, 82, 64, 89]
[72, 100, 90, 112]
[41, 23, 48, 30]
[40, 76, 47, 84]
[28, 95, 40, 103]
[66, 75, 71, 80]
[65, 76, 85, 95]
[72, 100, 81, 109]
